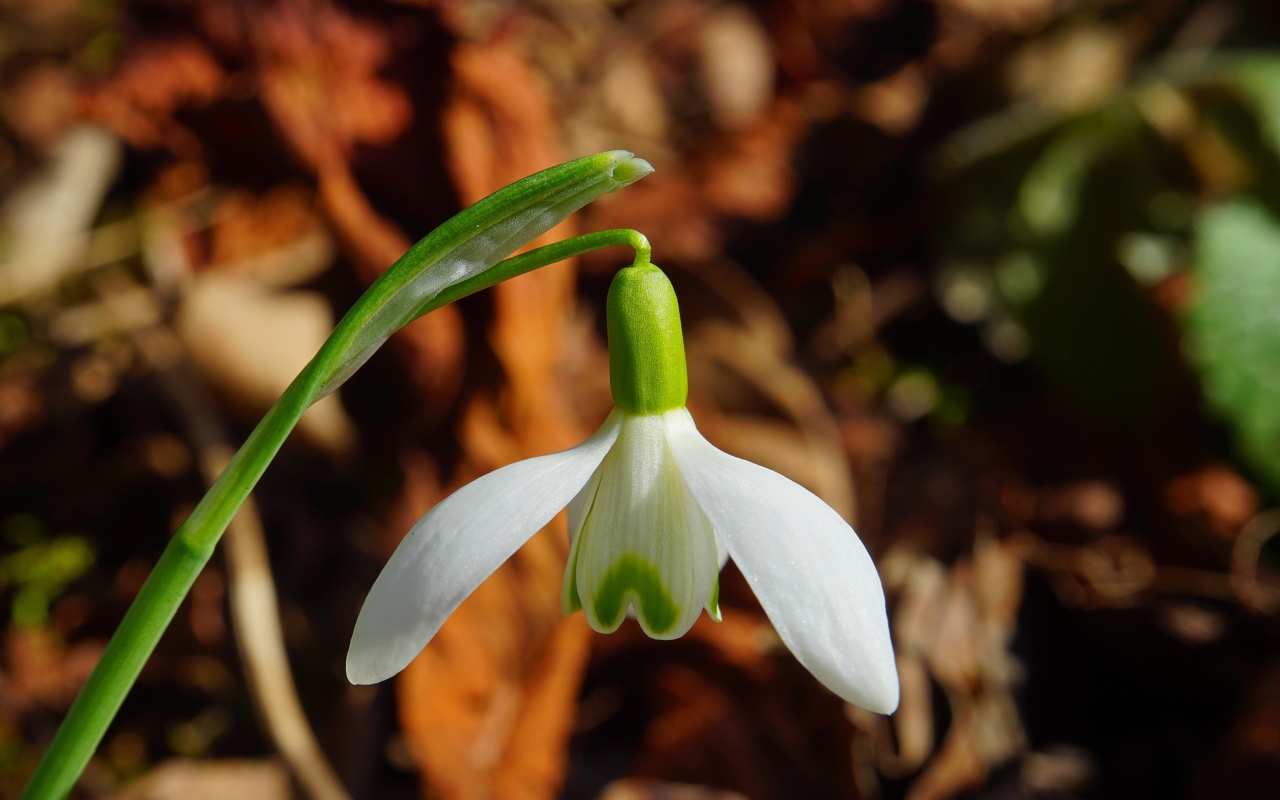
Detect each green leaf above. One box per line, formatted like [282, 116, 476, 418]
[1221, 55, 1280, 160]
[1187, 199, 1280, 492]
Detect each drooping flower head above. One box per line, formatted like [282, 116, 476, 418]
[347, 259, 899, 714]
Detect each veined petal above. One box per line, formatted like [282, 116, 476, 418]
[572, 414, 719, 639]
[665, 409, 899, 714]
[346, 412, 623, 684]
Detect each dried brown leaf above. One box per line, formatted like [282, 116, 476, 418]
[111, 759, 290, 800]
[0, 374, 45, 447]
[699, 100, 802, 221]
[2, 627, 101, 713]
[601, 779, 747, 800]
[1, 62, 78, 147]
[1166, 465, 1260, 540]
[83, 39, 225, 154]
[699, 7, 774, 131]
[207, 186, 332, 287]
[254, 1, 410, 168]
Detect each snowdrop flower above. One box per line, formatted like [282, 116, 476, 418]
[346, 261, 899, 713]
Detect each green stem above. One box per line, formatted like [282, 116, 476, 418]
[22, 228, 648, 799]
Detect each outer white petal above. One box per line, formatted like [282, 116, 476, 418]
[346, 412, 623, 684]
[664, 409, 899, 714]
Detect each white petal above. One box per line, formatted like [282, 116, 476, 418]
[665, 409, 899, 713]
[346, 412, 623, 684]
[571, 414, 720, 639]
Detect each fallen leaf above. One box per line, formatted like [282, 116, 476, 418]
[0, 374, 45, 447]
[699, 99, 802, 221]
[1166, 465, 1260, 540]
[2, 626, 102, 713]
[699, 6, 774, 131]
[254, 1, 410, 168]
[82, 39, 225, 154]
[111, 759, 290, 800]
[207, 185, 333, 287]
[0, 126, 120, 304]
[600, 779, 747, 800]
[1, 62, 78, 147]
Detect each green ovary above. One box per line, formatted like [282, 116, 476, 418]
[606, 263, 688, 414]
[590, 553, 681, 635]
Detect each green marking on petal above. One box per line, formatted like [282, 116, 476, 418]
[562, 470, 605, 616]
[562, 542, 583, 614]
[706, 576, 721, 622]
[591, 553, 680, 635]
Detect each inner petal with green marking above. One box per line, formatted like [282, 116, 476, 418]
[561, 412, 720, 639]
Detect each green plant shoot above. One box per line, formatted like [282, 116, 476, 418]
[22, 151, 654, 800]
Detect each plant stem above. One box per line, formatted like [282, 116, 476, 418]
[22, 229, 648, 799]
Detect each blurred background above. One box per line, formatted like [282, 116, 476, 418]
[2, 0, 1280, 797]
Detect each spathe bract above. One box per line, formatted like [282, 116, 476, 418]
[315, 150, 654, 396]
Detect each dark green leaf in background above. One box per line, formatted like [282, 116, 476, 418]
[1187, 199, 1280, 493]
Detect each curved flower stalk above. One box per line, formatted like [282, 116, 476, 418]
[347, 260, 900, 714]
